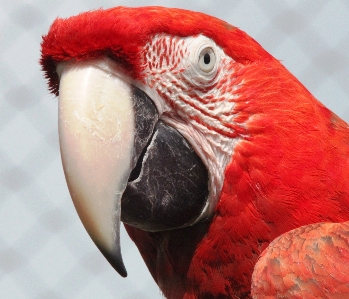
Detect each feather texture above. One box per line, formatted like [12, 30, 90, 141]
[252, 221, 349, 298]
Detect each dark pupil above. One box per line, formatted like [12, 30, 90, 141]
[204, 53, 211, 64]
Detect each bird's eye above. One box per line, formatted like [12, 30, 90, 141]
[198, 47, 216, 73]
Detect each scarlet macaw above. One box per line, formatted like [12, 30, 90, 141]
[41, 7, 349, 299]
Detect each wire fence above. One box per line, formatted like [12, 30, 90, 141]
[1, 1, 349, 298]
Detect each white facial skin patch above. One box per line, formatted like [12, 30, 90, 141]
[141, 34, 243, 220]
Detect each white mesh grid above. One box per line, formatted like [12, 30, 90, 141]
[1, 1, 348, 298]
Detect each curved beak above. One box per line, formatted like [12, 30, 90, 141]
[58, 60, 134, 277]
[57, 59, 209, 278]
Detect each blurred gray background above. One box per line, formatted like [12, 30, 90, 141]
[1, 1, 348, 298]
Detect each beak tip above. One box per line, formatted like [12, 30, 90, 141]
[97, 244, 128, 277]
[115, 260, 128, 278]
[110, 258, 128, 278]
[120, 270, 128, 278]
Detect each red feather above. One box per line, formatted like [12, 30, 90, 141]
[252, 222, 349, 298]
[40, 6, 271, 95]
[41, 6, 349, 298]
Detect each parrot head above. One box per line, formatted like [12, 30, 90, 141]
[41, 6, 349, 298]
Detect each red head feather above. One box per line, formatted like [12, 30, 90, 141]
[41, 6, 272, 95]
